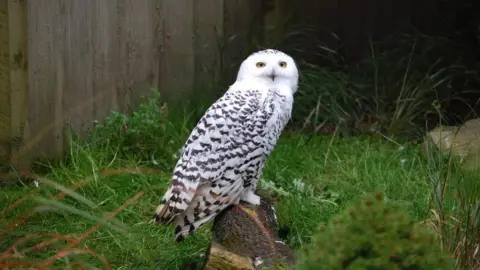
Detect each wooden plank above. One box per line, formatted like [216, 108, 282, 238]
[7, 0, 29, 167]
[0, 0, 12, 166]
[222, 0, 263, 82]
[115, 0, 163, 111]
[193, 0, 224, 90]
[60, 0, 95, 142]
[158, 0, 195, 102]
[90, 0, 120, 125]
[0, 0, 29, 167]
[223, 0, 251, 81]
[25, 0, 64, 159]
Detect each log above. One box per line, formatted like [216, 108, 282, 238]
[203, 194, 295, 270]
[203, 242, 255, 270]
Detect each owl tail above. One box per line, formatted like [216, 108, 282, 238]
[173, 209, 219, 242]
[172, 182, 244, 242]
[153, 188, 189, 225]
[153, 178, 199, 225]
[153, 198, 176, 225]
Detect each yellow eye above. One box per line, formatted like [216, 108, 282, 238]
[279, 61, 287, 68]
[256, 62, 265, 68]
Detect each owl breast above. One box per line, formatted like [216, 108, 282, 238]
[262, 90, 293, 154]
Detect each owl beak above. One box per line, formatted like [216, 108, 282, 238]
[268, 70, 277, 81]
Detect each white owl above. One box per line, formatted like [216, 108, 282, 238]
[153, 49, 299, 241]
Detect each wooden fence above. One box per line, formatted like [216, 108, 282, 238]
[0, 0, 262, 169]
[2, 0, 448, 171]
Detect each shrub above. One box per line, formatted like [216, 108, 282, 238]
[85, 89, 192, 170]
[296, 192, 455, 270]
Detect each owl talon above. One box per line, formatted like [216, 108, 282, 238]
[241, 191, 261, 206]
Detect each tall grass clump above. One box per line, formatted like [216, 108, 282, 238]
[293, 64, 365, 135]
[423, 133, 480, 270]
[292, 33, 477, 139]
[352, 34, 474, 138]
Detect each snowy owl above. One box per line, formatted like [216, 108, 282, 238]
[153, 49, 299, 241]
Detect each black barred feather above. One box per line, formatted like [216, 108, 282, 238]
[152, 49, 298, 241]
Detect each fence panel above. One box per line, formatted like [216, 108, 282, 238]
[0, 0, 262, 170]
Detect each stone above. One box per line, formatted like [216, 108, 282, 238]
[422, 118, 480, 169]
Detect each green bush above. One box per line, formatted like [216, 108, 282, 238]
[296, 192, 455, 270]
[86, 89, 190, 169]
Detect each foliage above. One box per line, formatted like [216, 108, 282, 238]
[288, 33, 478, 139]
[296, 192, 456, 270]
[422, 135, 480, 270]
[86, 88, 197, 170]
[292, 64, 364, 135]
[2, 71, 478, 269]
[0, 91, 209, 269]
[2, 100, 477, 269]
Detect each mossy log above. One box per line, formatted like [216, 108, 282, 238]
[203, 196, 295, 270]
[203, 242, 256, 270]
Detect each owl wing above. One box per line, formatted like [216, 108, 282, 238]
[153, 89, 264, 224]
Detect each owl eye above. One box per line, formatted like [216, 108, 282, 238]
[256, 62, 265, 68]
[279, 61, 287, 68]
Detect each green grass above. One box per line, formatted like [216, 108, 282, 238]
[260, 135, 433, 247]
[1, 85, 479, 269]
[1, 131, 428, 268]
[0, 119, 466, 269]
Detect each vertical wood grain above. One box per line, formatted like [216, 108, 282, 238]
[8, 0, 28, 166]
[158, 0, 195, 102]
[26, 0, 63, 158]
[3, 0, 263, 164]
[223, 0, 263, 83]
[193, 0, 224, 90]
[0, 0, 11, 165]
[24, 0, 165, 160]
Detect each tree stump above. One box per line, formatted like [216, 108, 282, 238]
[203, 196, 295, 269]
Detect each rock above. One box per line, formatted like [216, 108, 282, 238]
[203, 196, 295, 270]
[422, 118, 480, 169]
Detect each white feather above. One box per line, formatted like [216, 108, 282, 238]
[153, 49, 299, 241]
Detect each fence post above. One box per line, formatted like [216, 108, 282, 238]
[0, 0, 29, 171]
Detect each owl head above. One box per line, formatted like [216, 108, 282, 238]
[235, 49, 299, 93]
